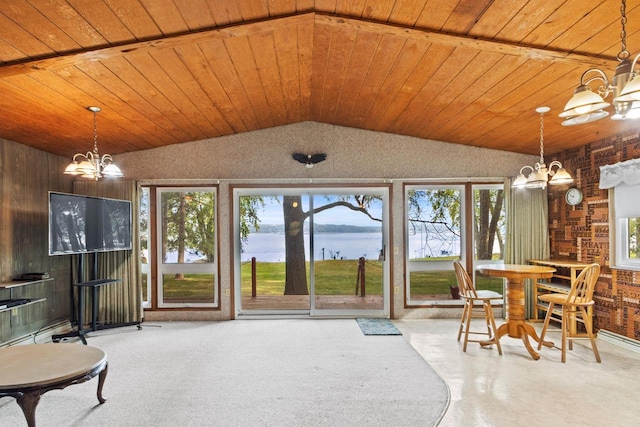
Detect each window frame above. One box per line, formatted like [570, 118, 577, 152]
[611, 184, 640, 271]
[613, 216, 640, 271]
[404, 183, 466, 307]
[139, 185, 220, 310]
[404, 181, 506, 307]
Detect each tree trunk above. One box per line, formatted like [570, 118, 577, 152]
[477, 190, 491, 259]
[175, 193, 186, 280]
[161, 197, 168, 263]
[283, 195, 308, 295]
[487, 190, 504, 258]
[475, 189, 504, 260]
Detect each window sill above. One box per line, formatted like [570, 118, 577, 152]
[610, 264, 640, 272]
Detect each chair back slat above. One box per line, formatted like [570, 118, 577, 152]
[567, 263, 600, 304]
[454, 260, 478, 299]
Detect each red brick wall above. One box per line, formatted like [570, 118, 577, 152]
[548, 131, 640, 340]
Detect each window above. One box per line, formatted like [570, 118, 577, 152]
[405, 183, 505, 305]
[139, 186, 219, 309]
[612, 183, 640, 271]
[406, 185, 463, 304]
[139, 187, 150, 308]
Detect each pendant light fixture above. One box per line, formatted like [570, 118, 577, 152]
[64, 106, 123, 180]
[560, 0, 640, 125]
[512, 107, 573, 189]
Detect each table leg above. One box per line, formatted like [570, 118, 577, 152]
[517, 324, 540, 360]
[522, 323, 554, 348]
[16, 391, 40, 427]
[500, 278, 553, 359]
[78, 288, 87, 345]
[494, 322, 509, 340]
[97, 362, 108, 404]
[91, 286, 98, 332]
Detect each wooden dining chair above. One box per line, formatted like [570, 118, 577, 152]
[537, 263, 601, 363]
[454, 261, 503, 354]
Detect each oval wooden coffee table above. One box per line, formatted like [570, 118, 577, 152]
[0, 343, 108, 427]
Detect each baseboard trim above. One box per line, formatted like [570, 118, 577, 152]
[1, 320, 71, 347]
[598, 329, 640, 354]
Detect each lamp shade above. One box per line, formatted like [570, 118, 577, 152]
[524, 168, 548, 189]
[559, 85, 610, 118]
[102, 163, 124, 177]
[549, 168, 574, 185]
[611, 102, 640, 120]
[512, 173, 528, 188]
[615, 74, 640, 102]
[76, 159, 97, 174]
[561, 110, 608, 126]
[63, 162, 82, 175]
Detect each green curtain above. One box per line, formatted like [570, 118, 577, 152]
[504, 179, 550, 318]
[72, 180, 142, 326]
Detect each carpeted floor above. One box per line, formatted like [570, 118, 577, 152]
[0, 319, 449, 427]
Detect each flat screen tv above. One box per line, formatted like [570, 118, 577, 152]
[49, 192, 132, 256]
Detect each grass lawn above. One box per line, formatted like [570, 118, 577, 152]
[160, 259, 504, 301]
[162, 273, 215, 302]
[241, 259, 383, 296]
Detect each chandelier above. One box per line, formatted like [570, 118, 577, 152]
[64, 106, 123, 180]
[560, 0, 640, 125]
[512, 107, 573, 189]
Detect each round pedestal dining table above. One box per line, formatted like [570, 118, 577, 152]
[477, 264, 556, 360]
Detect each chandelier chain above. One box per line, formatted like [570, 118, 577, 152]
[619, 0, 630, 61]
[539, 111, 544, 164]
[92, 110, 99, 154]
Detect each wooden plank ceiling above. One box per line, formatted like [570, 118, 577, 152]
[1, 0, 639, 158]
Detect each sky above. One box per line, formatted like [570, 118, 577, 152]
[251, 195, 384, 226]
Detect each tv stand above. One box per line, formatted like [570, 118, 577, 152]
[53, 279, 141, 344]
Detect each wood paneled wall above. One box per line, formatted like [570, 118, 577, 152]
[548, 132, 640, 341]
[0, 138, 73, 345]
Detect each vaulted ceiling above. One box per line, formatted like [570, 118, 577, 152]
[1, 0, 639, 159]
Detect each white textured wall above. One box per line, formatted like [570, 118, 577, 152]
[117, 122, 535, 180]
[118, 122, 538, 320]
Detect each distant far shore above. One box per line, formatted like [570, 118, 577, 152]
[251, 223, 382, 233]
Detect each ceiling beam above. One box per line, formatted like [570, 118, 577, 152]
[316, 14, 617, 69]
[0, 13, 315, 78]
[0, 11, 617, 80]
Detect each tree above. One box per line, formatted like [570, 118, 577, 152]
[630, 217, 639, 258]
[408, 189, 505, 260]
[408, 188, 504, 260]
[239, 196, 264, 242]
[160, 192, 216, 265]
[282, 195, 382, 295]
[407, 190, 460, 258]
[475, 189, 504, 260]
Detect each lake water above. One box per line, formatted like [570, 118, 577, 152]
[240, 232, 460, 262]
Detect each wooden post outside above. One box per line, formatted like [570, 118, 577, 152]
[251, 257, 257, 298]
[355, 257, 366, 297]
[360, 257, 366, 298]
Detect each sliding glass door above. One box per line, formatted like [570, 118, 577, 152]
[235, 187, 389, 317]
[310, 191, 386, 315]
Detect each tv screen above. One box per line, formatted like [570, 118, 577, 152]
[49, 192, 132, 255]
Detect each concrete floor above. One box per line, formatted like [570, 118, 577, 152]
[394, 319, 640, 427]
